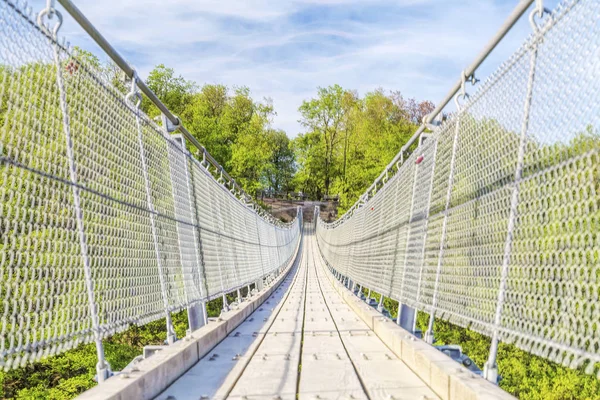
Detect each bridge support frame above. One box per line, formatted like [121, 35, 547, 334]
[222, 293, 230, 313]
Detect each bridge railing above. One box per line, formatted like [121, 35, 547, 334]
[317, 0, 600, 382]
[0, 0, 301, 379]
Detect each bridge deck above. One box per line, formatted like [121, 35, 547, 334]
[155, 229, 438, 400]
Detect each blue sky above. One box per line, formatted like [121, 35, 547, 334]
[53, 0, 560, 137]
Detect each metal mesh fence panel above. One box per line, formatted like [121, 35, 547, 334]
[0, 0, 300, 370]
[399, 137, 437, 310]
[317, 0, 600, 374]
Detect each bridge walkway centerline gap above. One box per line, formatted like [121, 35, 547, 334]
[155, 227, 438, 400]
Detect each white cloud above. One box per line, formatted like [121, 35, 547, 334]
[48, 0, 560, 137]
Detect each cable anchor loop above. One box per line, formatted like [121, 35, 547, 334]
[530, 0, 552, 32]
[125, 70, 143, 109]
[37, 0, 63, 37]
[454, 70, 470, 110]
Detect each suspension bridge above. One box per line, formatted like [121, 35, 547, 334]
[0, 0, 599, 399]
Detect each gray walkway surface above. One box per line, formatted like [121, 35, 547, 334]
[155, 228, 438, 400]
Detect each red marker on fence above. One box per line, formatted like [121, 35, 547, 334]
[65, 60, 79, 75]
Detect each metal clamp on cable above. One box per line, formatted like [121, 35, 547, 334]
[423, 113, 440, 132]
[163, 115, 181, 133]
[395, 153, 404, 170]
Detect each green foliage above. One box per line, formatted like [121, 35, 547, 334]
[263, 130, 295, 192]
[293, 86, 427, 210]
[159, 82, 293, 194]
[412, 312, 600, 400]
[142, 64, 197, 118]
[358, 290, 600, 400]
[0, 294, 233, 399]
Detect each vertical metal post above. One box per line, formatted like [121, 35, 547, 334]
[208, 183, 228, 313]
[51, 34, 109, 382]
[255, 214, 266, 288]
[222, 293, 229, 312]
[240, 211, 256, 296]
[356, 202, 369, 294]
[131, 80, 176, 345]
[413, 137, 439, 334]
[372, 187, 388, 304]
[187, 152, 210, 329]
[425, 101, 463, 344]
[377, 295, 384, 313]
[397, 156, 422, 327]
[347, 207, 359, 285]
[168, 129, 207, 333]
[366, 288, 371, 304]
[225, 197, 243, 296]
[383, 164, 408, 325]
[275, 225, 283, 271]
[184, 158, 208, 333]
[219, 194, 240, 307]
[484, 28, 540, 383]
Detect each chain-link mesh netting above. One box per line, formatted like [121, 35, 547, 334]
[317, 0, 600, 374]
[0, 0, 300, 370]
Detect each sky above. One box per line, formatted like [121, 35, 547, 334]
[51, 0, 560, 137]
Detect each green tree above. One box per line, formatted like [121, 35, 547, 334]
[228, 102, 276, 194]
[142, 64, 197, 118]
[298, 84, 349, 196]
[292, 130, 326, 199]
[294, 85, 418, 210]
[335, 89, 414, 211]
[140, 66, 296, 194]
[263, 129, 295, 192]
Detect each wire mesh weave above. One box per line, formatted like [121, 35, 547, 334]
[0, 0, 300, 370]
[317, 0, 600, 374]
